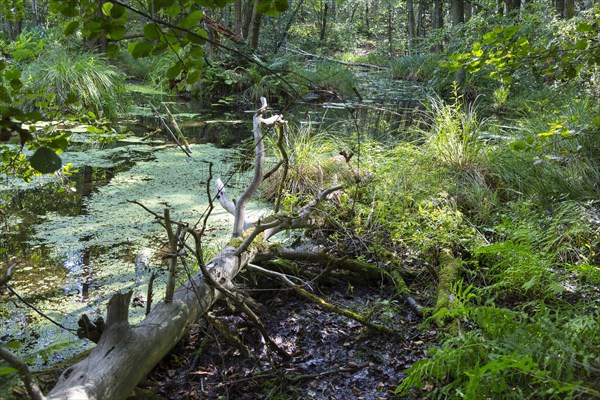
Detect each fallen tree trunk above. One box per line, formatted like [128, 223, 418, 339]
[47, 245, 258, 399]
[47, 98, 284, 400]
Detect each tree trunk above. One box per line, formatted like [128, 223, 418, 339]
[451, 0, 464, 25]
[565, 0, 575, 18]
[432, 0, 443, 53]
[247, 0, 262, 51]
[451, 0, 465, 86]
[506, 0, 521, 14]
[47, 99, 290, 399]
[47, 245, 259, 400]
[242, 0, 253, 39]
[407, 0, 415, 53]
[555, 0, 565, 17]
[417, 0, 426, 37]
[234, 0, 243, 36]
[464, 0, 472, 22]
[319, 1, 328, 41]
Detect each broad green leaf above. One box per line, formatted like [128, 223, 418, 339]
[186, 29, 207, 44]
[153, 0, 176, 11]
[110, 3, 126, 18]
[188, 44, 204, 59]
[166, 4, 180, 17]
[101, 2, 113, 16]
[483, 31, 498, 44]
[29, 147, 62, 174]
[576, 23, 593, 32]
[0, 367, 17, 375]
[5, 341, 21, 350]
[166, 62, 183, 79]
[64, 20, 79, 35]
[128, 41, 154, 58]
[503, 26, 520, 40]
[186, 69, 201, 84]
[108, 24, 126, 40]
[60, 3, 79, 17]
[144, 23, 160, 40]
[178, 10, 203, 29]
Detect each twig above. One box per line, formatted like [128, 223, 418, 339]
[0, 346, 46, 400]
[146, 272, 156, 316]
[164, 208, 178, 303]
[148, 101, 192, 157]
[6, 285, 77, 333]
[162, 103, 191, 155]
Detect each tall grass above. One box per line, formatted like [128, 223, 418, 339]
[421, 94, 488, 171]
[22, 47, 128, 118]
[261, 124, 351, 202]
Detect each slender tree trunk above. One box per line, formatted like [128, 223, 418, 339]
[432, 0, 443, 53]
[364, 2, 370, 34]
[407, 0, 415, 54]
[248, 1, 262, 52]
[451, 0, 464, 24]
[31, 0, 38, 26]
[320, 1, 328, 41]
[565, 0, 575, 18]
[498, 0, 504, 15]
[417, 0, 426, 37]
[451, 0, 465, 86]
[506, 0, 521, 14]
[234, 0, 243, 36]
[242, 0, 253, 40]
[555, 0, 565, 17]
[387, 7, 393, 52]
[464, 0, 472, 21]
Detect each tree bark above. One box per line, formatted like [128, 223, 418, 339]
[406, 0, 415, 54]
[47, 245, 259, 400]
[464, 0, 472, 22]
[432, 0, 443, 53]
[565, 0, 575, 18]
[247, 0, 262, 50]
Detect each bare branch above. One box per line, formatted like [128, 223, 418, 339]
[0, 346, 46, 400]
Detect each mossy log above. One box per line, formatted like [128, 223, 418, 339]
[434, 251, 462, 313]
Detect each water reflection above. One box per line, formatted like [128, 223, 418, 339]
[62, 246, 93, 302]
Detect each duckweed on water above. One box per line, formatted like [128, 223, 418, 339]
[2, 142, 269, 369]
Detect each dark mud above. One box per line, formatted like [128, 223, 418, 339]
[143, 281, 434, 400]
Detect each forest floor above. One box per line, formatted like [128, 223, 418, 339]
[142, 281, 433, 400]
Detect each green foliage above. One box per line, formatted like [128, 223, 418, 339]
[421, 90, 488, 171]
[397, 306, 600, 399]
[261, 124, 347, 203]
[473, 200, 600, 301]
[21, 47, 128, 118]
[390, 54, 438, 82]
[486, 97, 600, 204]
[443, 3, 600, 87]
[307, 62, 356, 99]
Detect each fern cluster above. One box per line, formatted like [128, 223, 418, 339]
[398, 305, 600, 399]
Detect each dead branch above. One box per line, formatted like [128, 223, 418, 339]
[0, 346, 46, 400]
[148, 101, 192, 157]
